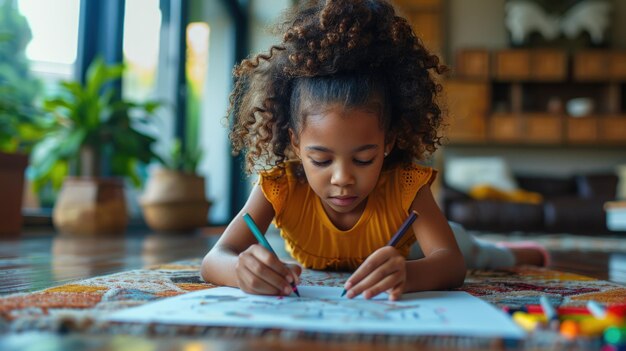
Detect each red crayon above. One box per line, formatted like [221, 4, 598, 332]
[607, 305, 626, 317]
[525, 305, 591, 316]
[525, 304, 626, 317]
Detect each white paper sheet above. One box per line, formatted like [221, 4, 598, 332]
[107, 286, 525, 338]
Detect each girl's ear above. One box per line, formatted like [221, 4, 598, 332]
[289, 128, 301, 158]
[384, 134, 396, 156]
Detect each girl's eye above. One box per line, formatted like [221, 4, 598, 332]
[354, 159, 374, 166]
[310, 159, 331, 167]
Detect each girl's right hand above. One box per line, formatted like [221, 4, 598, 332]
[235, 244, 302, 296]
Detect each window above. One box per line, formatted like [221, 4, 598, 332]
[194, 1, 235, 224]
[122, 0, 161, 102]
[17, 0, 81, 91]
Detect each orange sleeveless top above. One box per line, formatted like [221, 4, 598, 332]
[259, 161, 436, 271]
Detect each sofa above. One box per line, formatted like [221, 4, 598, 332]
[441, 173, 619, 234]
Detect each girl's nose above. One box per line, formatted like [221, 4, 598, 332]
[330, 164, 355, 186]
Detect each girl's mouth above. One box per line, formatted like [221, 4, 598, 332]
[329, 196, 358, 207]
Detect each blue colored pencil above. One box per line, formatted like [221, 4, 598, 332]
[586, 300, 607, 319]
[539, 295, 560, 330]
[540, 296, 557, 321]
[242, 213, 300, 297]
[341, 210, 419, 297]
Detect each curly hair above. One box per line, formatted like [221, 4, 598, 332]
[227, 0, 447, 175]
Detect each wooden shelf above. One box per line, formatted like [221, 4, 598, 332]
[446, 49, 626, 146]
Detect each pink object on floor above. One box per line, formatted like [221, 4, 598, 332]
[495, 241, 551, 267]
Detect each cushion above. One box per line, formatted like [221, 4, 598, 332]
[445, 157, 518, 193]
[617, 165, 626, 200]
[468, 184, 543, 204]
[517, 175, 576, 197]
[576, 174, 618, 199]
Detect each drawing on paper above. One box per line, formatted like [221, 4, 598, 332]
[183, 293, 446, 323]
[107, 285, 525, 338]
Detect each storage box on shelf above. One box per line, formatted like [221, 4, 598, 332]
[446, 48, 626, 146]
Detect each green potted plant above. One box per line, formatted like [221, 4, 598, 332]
[140, 139, 210, 232]
[30, 57, 161, 235]
[0, 0, 45, 236]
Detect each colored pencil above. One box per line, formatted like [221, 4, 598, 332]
[540, 296, 557, 320]
[587, 300, 607, 319]
[540, 295, 560, 330]
[242, 213, 300, 297]
[341, 210, 419, 297]
[525, 305, 591, 316]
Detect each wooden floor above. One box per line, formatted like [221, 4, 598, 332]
[0, 228, 223, 295]
[0, 228, 624, 351]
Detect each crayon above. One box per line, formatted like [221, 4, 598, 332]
[243, 213, 300, 297]
[605, 326, 626, 346]
[525, 304, 626, 317]
[525, 304, 591, 316]
[512, 311, 546, 332]
[608, 305, 626, 318]
[502, 306, 527, 315]
[560, 320, 580, 339]
[579, 316, 623, 337]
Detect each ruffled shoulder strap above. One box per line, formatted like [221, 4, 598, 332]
[398, 164, 437, 211]
[257, 163, 295, 224]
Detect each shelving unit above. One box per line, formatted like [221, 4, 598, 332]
[445, 49, 626, 146]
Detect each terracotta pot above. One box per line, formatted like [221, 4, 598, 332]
[53, 177, 128, 235]
[141, 169, 210, 232]
[0, 152, 28, 237]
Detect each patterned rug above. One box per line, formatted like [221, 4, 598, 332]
[1, 259, 625, 348]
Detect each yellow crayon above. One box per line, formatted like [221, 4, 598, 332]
[579, 316, 623, 337]
[513, 311, 547, 332]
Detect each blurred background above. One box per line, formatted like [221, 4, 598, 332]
[1, 0, 625, 235]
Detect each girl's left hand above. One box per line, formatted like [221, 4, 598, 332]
[343, 246, 406, 301]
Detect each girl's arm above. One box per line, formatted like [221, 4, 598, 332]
[344, 185, 465, 300]
[404, 185, 466, 291]
[200, 185, 300, 295]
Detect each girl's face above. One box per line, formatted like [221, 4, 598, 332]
[291, 104, 391, 220]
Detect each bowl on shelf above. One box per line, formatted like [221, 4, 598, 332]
[566, 98, 594, 117]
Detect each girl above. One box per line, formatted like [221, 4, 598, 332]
[201, 0, 547, 301]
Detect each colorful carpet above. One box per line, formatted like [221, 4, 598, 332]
[0, 260, 624, 345]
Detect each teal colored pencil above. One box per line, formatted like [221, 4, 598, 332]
[242, 213, 300, 297]
[341, 211, 419, 297]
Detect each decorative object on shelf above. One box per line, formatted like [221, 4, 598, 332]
[505, 0, 611, 47]
[30, 58, 161, 235]
[547, 97, 564, 114]
[566, 97, 594, 117]
[505, 1, 560, 45]
[141, 140, 210, 232]
[560, 1, 611, 44]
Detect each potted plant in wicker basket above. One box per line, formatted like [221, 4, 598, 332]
[141, 139, 211, 232]
[29, 58, 161, 235]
